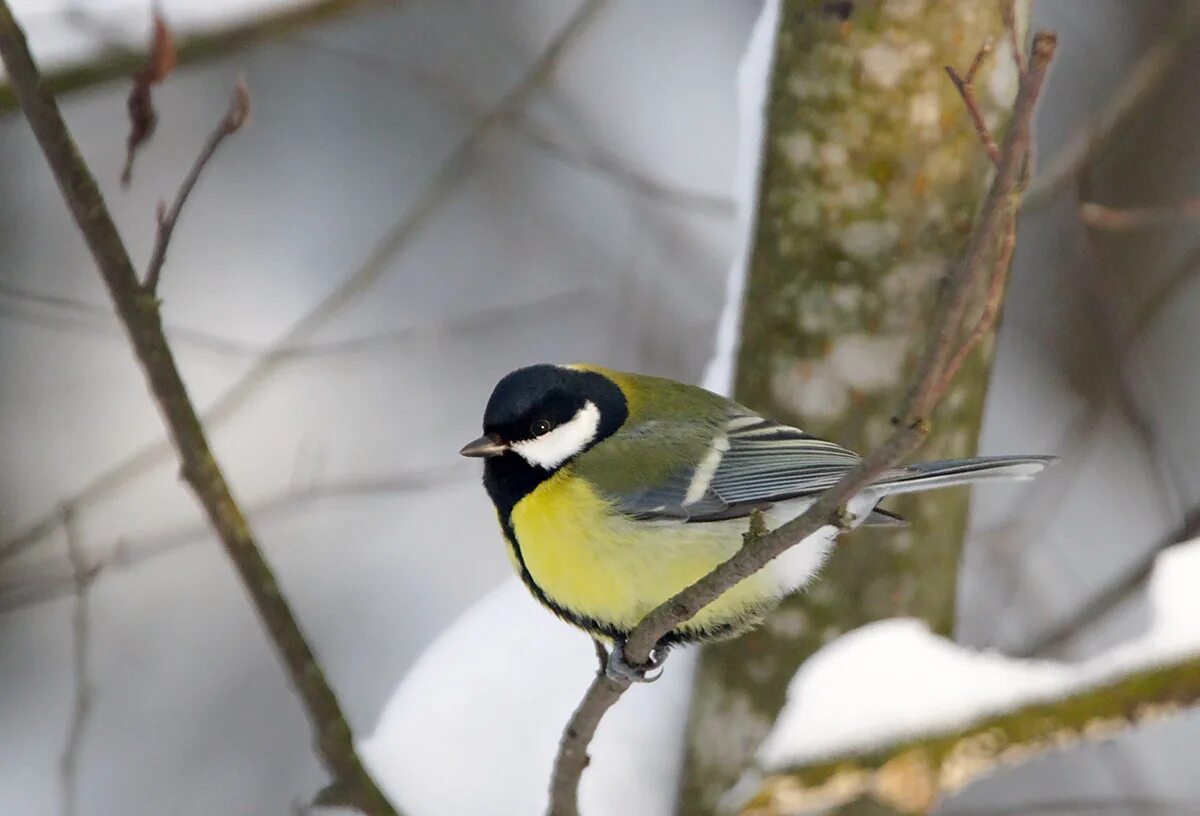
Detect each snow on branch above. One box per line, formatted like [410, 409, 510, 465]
[737, 540, 1200, 815]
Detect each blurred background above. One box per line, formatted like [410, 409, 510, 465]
[2, 1, 1199, 814]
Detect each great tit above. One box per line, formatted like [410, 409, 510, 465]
[461, 363, 1052, 681]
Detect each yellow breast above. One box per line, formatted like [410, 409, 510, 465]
[508, 469, 776, 638]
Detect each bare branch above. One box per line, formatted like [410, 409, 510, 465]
[0, 0, 385, 114]
[1079, 199, 1200, 232]
[1129, 242, 1200, 341]
[280, 36, 735, 217]
[1025, 0, 1200, 207]
[0, 0, 609, 572]
[931, 215, 1016, 398]
[1004, 0, 1026, 75]
[1, 465, 470, 615]
[746, 651, 1200, 815]
[1019, 504, 1200, 658]
[544, 32, 1057, 816]
[59, 507, 95, 816]
[989, 242, 1200, 657]
[945, 41, 1000, 166]
[144, 77, 250, 293]
[0, 281, 597, 361]
[0, 6, 397, 814]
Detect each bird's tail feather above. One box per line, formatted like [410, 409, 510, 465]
[873, 455, 1056, 496]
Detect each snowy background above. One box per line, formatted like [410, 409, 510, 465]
[3, 1, 1200, 815]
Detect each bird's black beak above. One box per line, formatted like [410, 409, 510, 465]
[459, 434, 508, 458]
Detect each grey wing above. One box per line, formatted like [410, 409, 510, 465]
[614, 412, 863, 522]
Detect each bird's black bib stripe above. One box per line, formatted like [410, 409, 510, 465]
[484, 452, 625, 639]
[496, 511, 626, 641]
[484, 453, 737, 644]
[478, 365, 633, 638]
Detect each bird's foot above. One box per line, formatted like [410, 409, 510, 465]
[606, 639, 670, 683]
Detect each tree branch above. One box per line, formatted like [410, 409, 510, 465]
[544, 31, 1057, 816]
[0, 0, 385, 115]
[0, 465, 470, 615]
[0, 0, 607, 572]
[0, 6, 397, 815]
[1024, 0, 1200, 208]
[944, 41, 1000, 167]
[1079, 199, 1200, 232]
[743, 651, 1200, 816]
[144, 77, 250, 293]
[59, 507, 95, 816]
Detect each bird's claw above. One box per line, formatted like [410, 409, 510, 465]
[605, 640, 668, 683]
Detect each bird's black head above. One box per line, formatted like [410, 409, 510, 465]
[460, 364, 628, 519]
[460, 364, 628, 469]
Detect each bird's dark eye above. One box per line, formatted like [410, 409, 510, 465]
[530, 419, 552, 437]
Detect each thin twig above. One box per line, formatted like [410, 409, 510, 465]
[1071, 175, 1181, 517]
[0, 464, 470, 615]
[1129, 242, 1200, 341]
[0, 0, 609, 571]
[144, 78, 250, 293]
[1018, 501, 1200, 658]
[985, 243, 1200, 657]
[1079, 199, 1200, 232]
[59, 507, 95, 816]
[945, 40, 1000, 166]
[280, 36, 736, 217]
[1014, 201, 1199, 658]
[544, 32, 1057, 816]
[931, 216, 1016, 398]
[1004, 0, 1026, 75]
[1025, 0, 1200, 208]
[0, 6, 397, 814]
[0, 281, 598, 361]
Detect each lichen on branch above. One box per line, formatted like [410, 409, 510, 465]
[742, 652, 1200, 815]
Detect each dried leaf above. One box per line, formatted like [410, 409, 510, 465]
[147, 13, 177, 83]
[121, 11, 177, 188]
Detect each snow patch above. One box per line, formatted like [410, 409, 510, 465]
[757, 538, 1200, 769]
[702, 0, 780, 396]
[361, 581, 698, 816]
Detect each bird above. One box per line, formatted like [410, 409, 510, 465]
[460, 363, 1053, 681]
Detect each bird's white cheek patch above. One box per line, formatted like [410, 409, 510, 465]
[512, 401, 601, 470]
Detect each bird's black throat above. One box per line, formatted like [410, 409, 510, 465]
[477, 365, 630, 641]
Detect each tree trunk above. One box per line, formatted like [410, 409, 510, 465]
[676, 2, 1026, 812]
